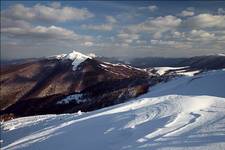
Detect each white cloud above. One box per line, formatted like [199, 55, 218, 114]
[180, 10, 194, 17]
[83, 41, 94, 47]
[173, 31, 181, 37]
[169, 29, 225, 45]
[81, 24, 113, 31]
[171, 31, 186, 38]
[49, 2, 61, 8]
[150, 16, 182, 28]
[115, 43, 129, 47]
[212, 30, 225, 42]
[129, 15, 181, 32]
[151, 39, 175, 45]
[136, 40, 147, 44]
[117, 33, 140, 43]
[139, 5, 158, 12]
[153, 32, 162, 39]
[186, 14, 225, 28]
[1, 3, 94, 22]
[218, 8, 225, 15]
[2, 2, 225, 58]
[148, 5, 158, 12]
[1, 17, 31, 28]
[106, 16, 117, 24]
[127, 15, 182, 38]
[1, 25, 94, 45]
[117, 33, 139, 40]
[2, 25, 76, 39]
[190, 30, 215, 38]
[81, 16, 116, 31]
[150, 39, 192, 49]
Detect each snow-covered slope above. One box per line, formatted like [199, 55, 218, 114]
[155, 66, 201, 76]
[155, 67, 188, 75]
[2, 70, 225, 150]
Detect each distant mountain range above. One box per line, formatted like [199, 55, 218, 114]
[97, 54, 225, 69]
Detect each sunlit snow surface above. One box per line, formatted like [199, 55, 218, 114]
[2, 70, 225, 150]
[155, 66, 201, 76]
[155, 67, 188, 75]
[52, 50, 92, 70]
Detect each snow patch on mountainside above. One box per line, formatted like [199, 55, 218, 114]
[101, 61, 147, 72]
[217, 53, 225, 56]
[53, 54, 67, 59]
[206, 53, 225, 57]
[155, 66, 202, 76]
[56, 94, 84, 104]
[176, 70, 200, 76]
[155, 67, 188, 75]
[2, 70, 225, 150]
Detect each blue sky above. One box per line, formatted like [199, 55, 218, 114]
[1, 1, 225, 59]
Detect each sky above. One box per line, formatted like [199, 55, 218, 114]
[1, 1, 225, 59]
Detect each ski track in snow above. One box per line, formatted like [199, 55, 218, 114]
[1, 70, 225, 150]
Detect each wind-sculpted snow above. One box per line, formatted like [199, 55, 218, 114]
[2, 70, 225, 150]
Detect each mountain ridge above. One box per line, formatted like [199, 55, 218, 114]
[0, 52, 151, 119]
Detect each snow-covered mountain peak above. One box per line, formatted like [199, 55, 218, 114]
[52, 50, 96, 71]
[67, 50, 94, 71]
[52, 50, 95, 60]
[66, 50, 91, 60]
